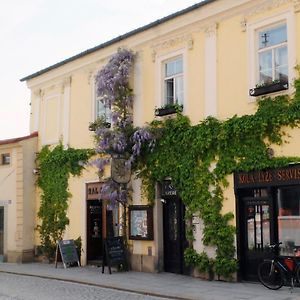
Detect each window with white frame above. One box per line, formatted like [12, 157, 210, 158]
[257, 23, 288, 85]
[95, 96, 112, 124]
[163, 56, 184, 105]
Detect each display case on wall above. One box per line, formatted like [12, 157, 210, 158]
[129, 205, 153, 240]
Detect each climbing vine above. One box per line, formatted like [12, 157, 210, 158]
[36, 144, 92, 259]
[92, 49, 300, 279]
[134, 70, 300, 278]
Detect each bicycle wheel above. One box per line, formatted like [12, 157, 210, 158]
[258, 261, 284, 290]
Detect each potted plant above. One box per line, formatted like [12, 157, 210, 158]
[155, 103, 183, 117]
[89, 116, 111, 131]
[249, 80, 288, 97]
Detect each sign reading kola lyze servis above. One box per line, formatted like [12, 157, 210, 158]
[55, 239, 80, 269]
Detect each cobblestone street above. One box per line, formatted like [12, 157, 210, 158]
[0, 273, 165, 300]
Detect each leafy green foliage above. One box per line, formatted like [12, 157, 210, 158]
[134, 74, 300, 278]
[36, 144, 93, 259]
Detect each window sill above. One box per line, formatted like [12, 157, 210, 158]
[249, 81, 289, 97]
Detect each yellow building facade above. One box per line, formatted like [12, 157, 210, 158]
[0, 132, 38, 263]
[21, 0, 300, 280]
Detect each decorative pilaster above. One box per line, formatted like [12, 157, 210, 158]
[204, 23, 218, 117]
[62, 77, 71, 148]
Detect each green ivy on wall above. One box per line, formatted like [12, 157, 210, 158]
[135, 71, 300, 278]
[36, 144, 93, 259]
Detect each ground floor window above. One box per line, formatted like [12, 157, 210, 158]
[277, 186, 300, 256]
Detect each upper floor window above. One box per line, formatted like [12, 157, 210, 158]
[95, 96, 111, 125]
[257, 23, 288, 85]
[164, 57, 183, 105]
[1, 153, 10, 165]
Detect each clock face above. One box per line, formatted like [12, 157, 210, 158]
[111, 158, 131, 184]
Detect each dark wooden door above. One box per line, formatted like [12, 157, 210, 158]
[163, 197, 187, 274]
[239, 195, 274, 280]
[0, 207, 3, 259]
[87, 200, 103, 261]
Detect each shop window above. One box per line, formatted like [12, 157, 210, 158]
[1, 153, 10, 165]
[277, 187, 300, 256]
[163, 56, 183, 106]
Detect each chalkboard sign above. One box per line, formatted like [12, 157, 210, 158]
[102, 236, 128, 274]
[55, 239, 80, 269]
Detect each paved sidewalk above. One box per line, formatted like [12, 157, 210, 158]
[0, 263, 300, 300]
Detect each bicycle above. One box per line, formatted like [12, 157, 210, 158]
[257, 242, 300, 290]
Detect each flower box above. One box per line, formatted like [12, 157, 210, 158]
[249, 81, 288, 97]
[155, 105, 183, 117]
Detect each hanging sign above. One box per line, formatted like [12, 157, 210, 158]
[111, 158, 131, 184]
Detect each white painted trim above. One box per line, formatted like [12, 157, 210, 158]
[155, 47, 188, 113]
[204, 24, 217, 117]
[41, 93, 61, 146]
[63, 79, 71, 148]
[247, 9, 296, 101]
[33, 94, 40, 132]
[133, 52, 143, 126]
[91, 73, 97, 122]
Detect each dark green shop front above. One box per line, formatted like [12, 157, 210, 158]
[235, 164, 300, 281]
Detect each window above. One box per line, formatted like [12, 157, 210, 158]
[1, 153, 10, 165]
[95, 96, 111, 124]
[257, 23, 288, 85]
[163, 57, 183, 105]
[277, 187, 300, 256]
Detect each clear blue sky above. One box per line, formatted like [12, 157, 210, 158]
[0, 0, 199, 140]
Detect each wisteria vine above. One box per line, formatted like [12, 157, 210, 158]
[93, 48, 154, 206]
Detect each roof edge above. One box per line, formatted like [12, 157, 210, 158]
[0, 132, 38, 146]
[20, 0, 216, 82]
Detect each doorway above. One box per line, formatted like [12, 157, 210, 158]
[238, 190, 274, 281]
[0, 207, 3, 262]
[86, 200, 103, 262]
[163, 197, 187, 274]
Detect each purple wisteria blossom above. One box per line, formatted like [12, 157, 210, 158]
[100, 180, 128, 207]
[130, 128, 155, 163]
[95, 48, 134, 107]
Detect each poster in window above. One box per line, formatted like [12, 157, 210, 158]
[129, 205, 153, 240]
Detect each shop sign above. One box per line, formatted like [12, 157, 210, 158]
[161, 180, 177, 198]
[86, 182, 102, 200]
[235, 164, 300, 188]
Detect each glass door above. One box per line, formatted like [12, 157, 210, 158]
[240, 189, 274, 280]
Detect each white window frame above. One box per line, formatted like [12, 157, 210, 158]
[163, 56, 184, 106]
[247, 10, 296, 100]
[95, 95, 112, 124]
[257, 23, 288, 85]
[155, 48, 187, 111]
[92, 78, 112, 125]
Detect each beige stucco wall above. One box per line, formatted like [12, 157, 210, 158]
[0, 135, 37, 262]
[24, 0, 300, 267]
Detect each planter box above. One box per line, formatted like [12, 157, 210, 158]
[249, 81, 288, 97]
[155, 106, 183, 117]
